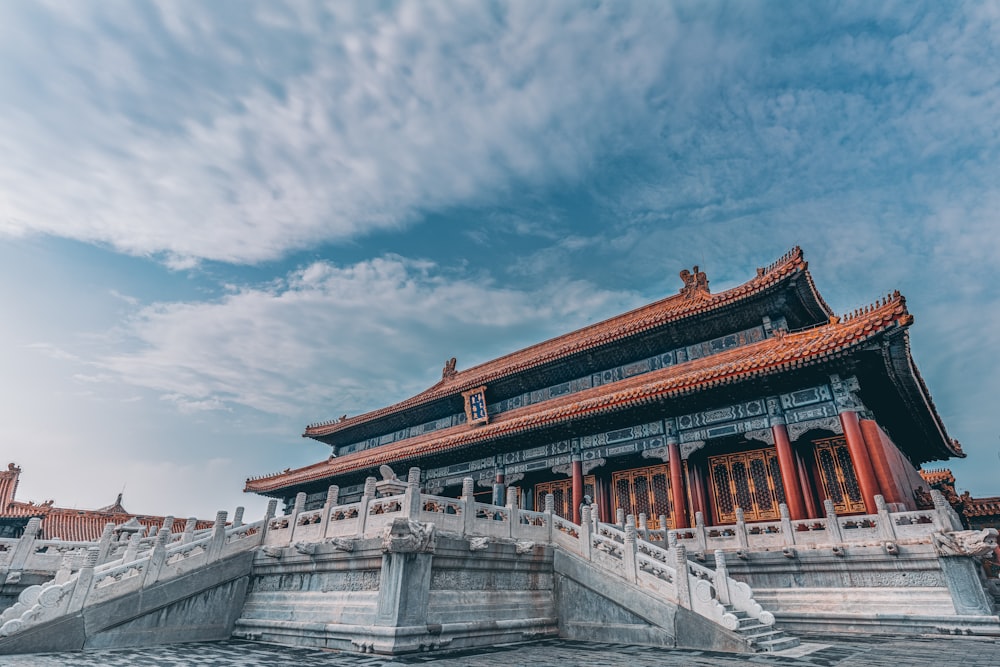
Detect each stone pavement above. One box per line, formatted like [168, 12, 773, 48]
[0, 636, 997, 666]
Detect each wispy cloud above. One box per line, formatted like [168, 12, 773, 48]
[87, 256, 638, 418]
[0, 2, 722, 265]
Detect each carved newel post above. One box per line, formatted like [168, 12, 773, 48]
[373, 517, 437, 653]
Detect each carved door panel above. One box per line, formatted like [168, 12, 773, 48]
[534, 476, 595, 520]
[813, 436, 866, 514]
[708, 450, 786, 523]
[611, 465, 675, 528]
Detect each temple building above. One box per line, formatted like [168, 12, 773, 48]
[245, 248, 966, 533]
[0, 463, 212, 540]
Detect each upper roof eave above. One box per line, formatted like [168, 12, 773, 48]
[304, 247, 832, 441]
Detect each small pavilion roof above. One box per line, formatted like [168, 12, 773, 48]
[304, 247, 831, 440]
[248, 290, 957, 495]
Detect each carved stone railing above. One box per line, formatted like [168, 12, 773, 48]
[0, 506, 269, 640]
[667, 492, 962, 556]
[251, 472, 777, 638]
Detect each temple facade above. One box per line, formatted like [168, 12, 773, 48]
[245, 248, 963, 534]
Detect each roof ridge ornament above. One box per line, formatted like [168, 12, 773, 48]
[678, 265, 710, 298]
[442, 357, 458, 381]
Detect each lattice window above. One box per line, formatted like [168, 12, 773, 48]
[708, 449, 786, 523]
[534, 476, 596, 519]
[611, 465, 676, 528]
[814, 436, 866, 514]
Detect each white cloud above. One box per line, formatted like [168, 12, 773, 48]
[90, 256, 639, 418]
[0, 2, 721, 265]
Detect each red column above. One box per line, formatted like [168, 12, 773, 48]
[668, 440, 689, 529]
[795, 451, 820, 519]
[772, 422, 807, 520]
[571, 454, 583, 525]
[839, 410, 882, 514]
[493, 471, 506, 506]
[859, 419, 902, 507]
[691, 460, 710, 525]
[686, 463, 702, 518]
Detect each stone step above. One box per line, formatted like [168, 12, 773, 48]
[736, 623, 778, 637]
[753, 635, 801, 652]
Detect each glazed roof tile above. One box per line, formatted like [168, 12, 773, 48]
[247, 291, 919, 494]
[304, 247, 828, 439]
[964, 497, 1000, 517]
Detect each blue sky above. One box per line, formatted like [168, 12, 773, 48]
[1, 2, 998, 519]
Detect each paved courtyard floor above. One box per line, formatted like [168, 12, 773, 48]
[0, 636, 997, 667]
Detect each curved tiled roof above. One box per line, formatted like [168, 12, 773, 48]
[1, 466, 214, 541]
[249, 291, 941, 495]
[305, 247, 830, 439]
[919, 468, 956, 486]
[964, 497, 1000, 518]
[3, 501, 214, 541]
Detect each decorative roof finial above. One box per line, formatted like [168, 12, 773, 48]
[679, 266, 710, 298]
[442, 357, 458, 380]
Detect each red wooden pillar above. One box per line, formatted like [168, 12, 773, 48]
[493, 471, 506, 506]
[571, 454, 583, 525]
[667, 439, 689, 529]
[795, 450, 820, 519]
[772, 421, 807, 520]
[859, 419, 902, 507]
[839, 410, 882, 514]
[689, 459, 710, 525]
[686, 462, 702, 518]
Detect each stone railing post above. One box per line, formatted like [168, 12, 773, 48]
[408, 467, 421, 487]
[624, 519, 638, 583]
[506, 486, 518, 510]
[462, 477, 477, 537]
[695, 511, 708, 553]
[580, 505, 593, 560]
[262, 499, 277, 534]
[713, 549, 732, 606]
[161, 516, 175, 536]
[824, 499, 843, 543]
[208, 511, 228, 560]
[659, 514, 668, 548]
[96, 522, 116, 563]
[123, 530, 142, 563]
[673, 544, 691, 608]
[359, 477, 377, 537]
[8, 517, 41, 572]
[616, 507, 625, 529]
[67, 548, 100, 613]
[779, 503, 794, 545]
[233, 506, 245, 528]
[544, 493, 555, 542]
[320, 484, 340, 533]
[142, 529, 170, 587]
[638, 513, 648, 541]
[735, 508, 749, 550]
[930, 489, 964, 531]
[405, 479, 421, 520]
[288, 492, 307, 542]
[875, 494, 897, 541]
[53, 552, 74, 584]
[181, 517, 198, 545]
[592, 504, 600, 533]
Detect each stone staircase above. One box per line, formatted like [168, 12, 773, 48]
[724, 604, 799, 652]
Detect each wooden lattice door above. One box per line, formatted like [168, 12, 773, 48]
[813, 436, 866, 514]
[708, 449, 786, 523]
[611, 464, 675, 528]
[534, 476, 595, 519]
